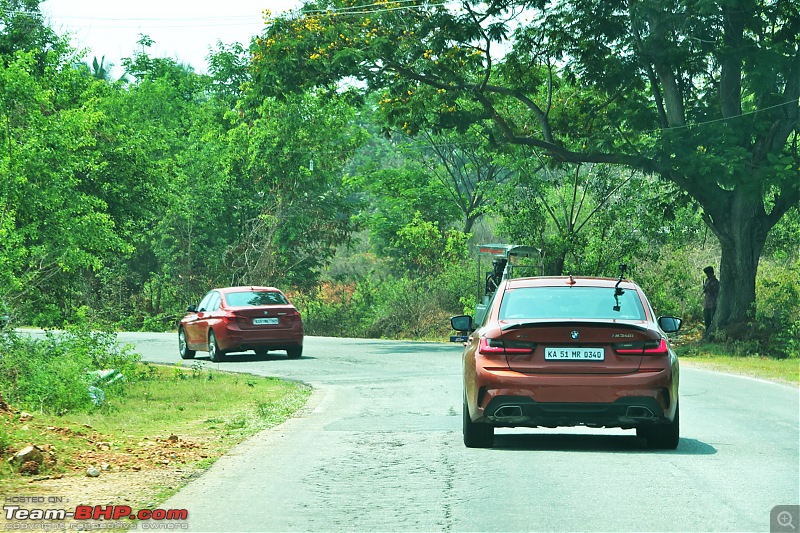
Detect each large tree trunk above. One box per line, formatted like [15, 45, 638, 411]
[463, 212, 478, 234]
[703, 188, 771, 330]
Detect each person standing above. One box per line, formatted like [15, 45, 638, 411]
[702, 266, 720, 337]
[485, 259, 508, 296]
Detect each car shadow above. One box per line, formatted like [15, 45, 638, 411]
[492, 433, 717, 455]
[201, 353, 317, 363]
[366, 341, 465, 355]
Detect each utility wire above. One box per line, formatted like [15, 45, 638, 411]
[296, 0, 453, 16]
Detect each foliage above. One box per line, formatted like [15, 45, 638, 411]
[491, 160, 704, 276]
[299, 262, 474, 340]
[633, 245, 799, 359]
[747, 259, 800, 358]
[0, 0, 796, 361]
[0, 325, 142, 415]
[0, 0, 61, 72]
[344, 127, 462, 254]
[391, 212, 470, 275]
[252, 0, 799, 331]
[0, 51, 131, 319]
[223, 90, 368, 289]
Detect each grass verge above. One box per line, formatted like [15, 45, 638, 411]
[676, 343, 800, 385]
[0, 362, 311, 511]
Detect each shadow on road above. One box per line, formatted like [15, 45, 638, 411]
[364, 341, 463, 355]
[194, 353, 317, 363]
[493, 433, 717, 455]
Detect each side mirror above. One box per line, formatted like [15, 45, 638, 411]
[658, 316, 682, 333]
[186, 305, 197, 312]
[451, 315, 474, 332]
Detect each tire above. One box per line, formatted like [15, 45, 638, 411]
[287, 345, 303, 359]
[178, 327, 195, 360]
[646, 402, 680, 450]
[463, 397, 494, 448]
[208, 330, 225, 363]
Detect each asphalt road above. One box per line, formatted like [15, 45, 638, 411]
[120, 332, 799, 532]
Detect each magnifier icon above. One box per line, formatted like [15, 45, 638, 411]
[778, 511, 796, 530]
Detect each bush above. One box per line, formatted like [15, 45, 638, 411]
[0, 324, 142, 415]
[749, 259, 800, 358]
[632, 243, 719, 320]
[297, 263, 475, 340]
[294, 279, 378, 337]
[634, 243, 799, 358]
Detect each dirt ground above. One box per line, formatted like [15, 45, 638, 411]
[1, 423, 209, 528]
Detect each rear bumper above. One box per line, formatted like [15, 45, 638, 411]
[469, 365, 677, 428]
[220, 327, 303, 352]
[483, 396, 671, 428]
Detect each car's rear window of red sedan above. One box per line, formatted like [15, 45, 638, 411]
[225, 291, 288, 307]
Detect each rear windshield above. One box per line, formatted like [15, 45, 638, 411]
[225, 291, 288, 307]
[499, 286, 646, 321]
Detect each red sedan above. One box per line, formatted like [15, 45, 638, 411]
[452, 275, 682, 449]
[179, 287, 304, 362]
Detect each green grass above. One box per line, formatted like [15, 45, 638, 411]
[676, 343, 800, 384]
[82, 363, 309, 438]
[0, 362, 311, 490]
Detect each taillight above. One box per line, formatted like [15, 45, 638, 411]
[479, 337, 536, 355]
[285, 310, 301, 323]
[614, 338, 668, 355]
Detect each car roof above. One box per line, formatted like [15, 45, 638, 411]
[504, 277, 639, 289]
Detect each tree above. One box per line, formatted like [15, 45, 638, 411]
[493, 161, 632, 275]
[419, 127, 514, 233]
[223, 90, 369, 288]
[252, 0, 799, 332]
[0, 52, 129, 321]
[207, 41, 251, 108]
[0, 0, 60, 71]
[493, 155, 702, 276]
[90, 55, 111, 80]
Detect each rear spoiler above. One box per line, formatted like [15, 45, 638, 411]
[501, 320, 650, 333]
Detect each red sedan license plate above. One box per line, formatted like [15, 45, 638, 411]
[545, 347, 604, 361]
[253, 317, 279, 325]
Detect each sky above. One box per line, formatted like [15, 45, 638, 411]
[40, 0, 301, 75]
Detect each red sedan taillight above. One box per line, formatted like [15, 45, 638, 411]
[479, 337, 537, 355]
[613, 338, 668, 355]
[284, 310, 302, 323]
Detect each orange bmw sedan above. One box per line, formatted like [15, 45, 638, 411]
[451, 276, 682, 449]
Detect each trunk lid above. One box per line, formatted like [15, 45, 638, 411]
[498, 320, 657, 374]
[230, 305, 299, 330]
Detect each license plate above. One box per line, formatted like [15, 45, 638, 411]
[253, 317, 279, 325]
[545, 347, 605, 361]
